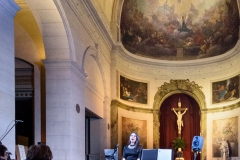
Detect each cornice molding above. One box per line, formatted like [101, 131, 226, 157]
[202, 100, 240, 114]
[114, 41, 240, 68]
[111, 99, 155, 113]
[42, 59, 87, 81]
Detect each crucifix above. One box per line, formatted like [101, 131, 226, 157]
[171, 98, 188, 137]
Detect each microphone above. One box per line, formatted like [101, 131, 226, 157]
[15, 120, 24, 122]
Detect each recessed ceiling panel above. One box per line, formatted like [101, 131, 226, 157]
[120, 0, 239, 60]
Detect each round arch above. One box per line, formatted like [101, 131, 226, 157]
[152, 79, 207, 157]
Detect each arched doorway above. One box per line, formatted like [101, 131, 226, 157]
[160, 93, 200, 160]
[15, 58, 34, 147]
[153, 79, 207, 159]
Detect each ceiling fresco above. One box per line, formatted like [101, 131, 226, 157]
[120, 0, 239, 60]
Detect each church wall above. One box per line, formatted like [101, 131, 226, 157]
[19, 0, 113, 159]
[50, 0, 114, 158]
[111, 40, 240, 160]
[0, 0, 20, 157]
[43, 60, 86, 160]
[13, 0, 240, 159]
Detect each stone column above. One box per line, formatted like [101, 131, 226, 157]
[99, 96, 111, 158]
[43, 60, 87, 160]
[0, 0, 20, 157]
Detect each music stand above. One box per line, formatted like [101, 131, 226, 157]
[104, 149, 118, 160]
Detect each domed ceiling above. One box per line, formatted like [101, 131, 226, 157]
[120, 0, 239, 60]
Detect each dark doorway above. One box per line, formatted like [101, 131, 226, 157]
[160, 93, 200, 160]
[15, 58, 34, 147]
[15, 99, 34, 147]
[85, 108, 101, 160]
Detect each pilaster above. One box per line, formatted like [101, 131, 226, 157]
[0, 1, 20, 157]
[43, 59, 87, 160]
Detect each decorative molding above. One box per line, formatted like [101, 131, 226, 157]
[114, 41, 240, 67]
[42, 60, 87, 81]
[153, 79, 207, 159]
[15, 91, 33, 99]
[111, 100, 155, 113]
[201, 100, 240, 113]
[54, 0, 75, 62]
[154, 79, 205, 110]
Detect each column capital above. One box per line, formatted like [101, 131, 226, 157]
[42, 60, 87, 80]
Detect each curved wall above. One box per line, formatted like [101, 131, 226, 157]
[112, 8, 240, 158]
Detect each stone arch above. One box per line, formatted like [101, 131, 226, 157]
[24, 0, 74, 61]
[110, 0, 124, 42]
[82, 45, 108, 100]
[152, 79, 206, 154]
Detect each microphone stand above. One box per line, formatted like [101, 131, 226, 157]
[105, 144, 118, 160]
[0, 120, 21, 143]
[0, 120, 23, 160]
[193, 150, 200, 160]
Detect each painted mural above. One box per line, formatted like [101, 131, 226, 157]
[122, 117, 147, 148]
[212, 75, 239, 104]
[212, 116, 238, 158]
[120, 0, 239, 60]
[120, 75, 147, 104]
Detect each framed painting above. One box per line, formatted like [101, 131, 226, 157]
[212, 75, 239, 104]
[122, 117, 147, 148]
[212, 116, 238, 158]
[120, 75, 148, 104]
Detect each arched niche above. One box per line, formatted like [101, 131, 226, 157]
[153, 79, 207, 157]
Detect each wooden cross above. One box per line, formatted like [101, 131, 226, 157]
[171, 98, 188, 137]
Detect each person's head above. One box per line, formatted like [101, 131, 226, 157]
[0, 144, 7, 160]
[26, 144, 53, 160]
[128, 132, 140, 146]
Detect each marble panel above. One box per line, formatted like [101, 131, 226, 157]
[45, 48, 70, 60]
[46, 107, 66, 121]
[47, 121, 70, 136]
[47, 135, 68, 150]
[46, 70, 71, 80]
[41, 23, 66, 37]
[0, 70, 14, 95]
[43, 36, 69, 49]
[46, 80, 71, 94]
[46, 93, 71, 108]
[38, 10, 62, 23]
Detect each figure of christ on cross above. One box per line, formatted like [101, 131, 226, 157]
[171, 107, 188, 135]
